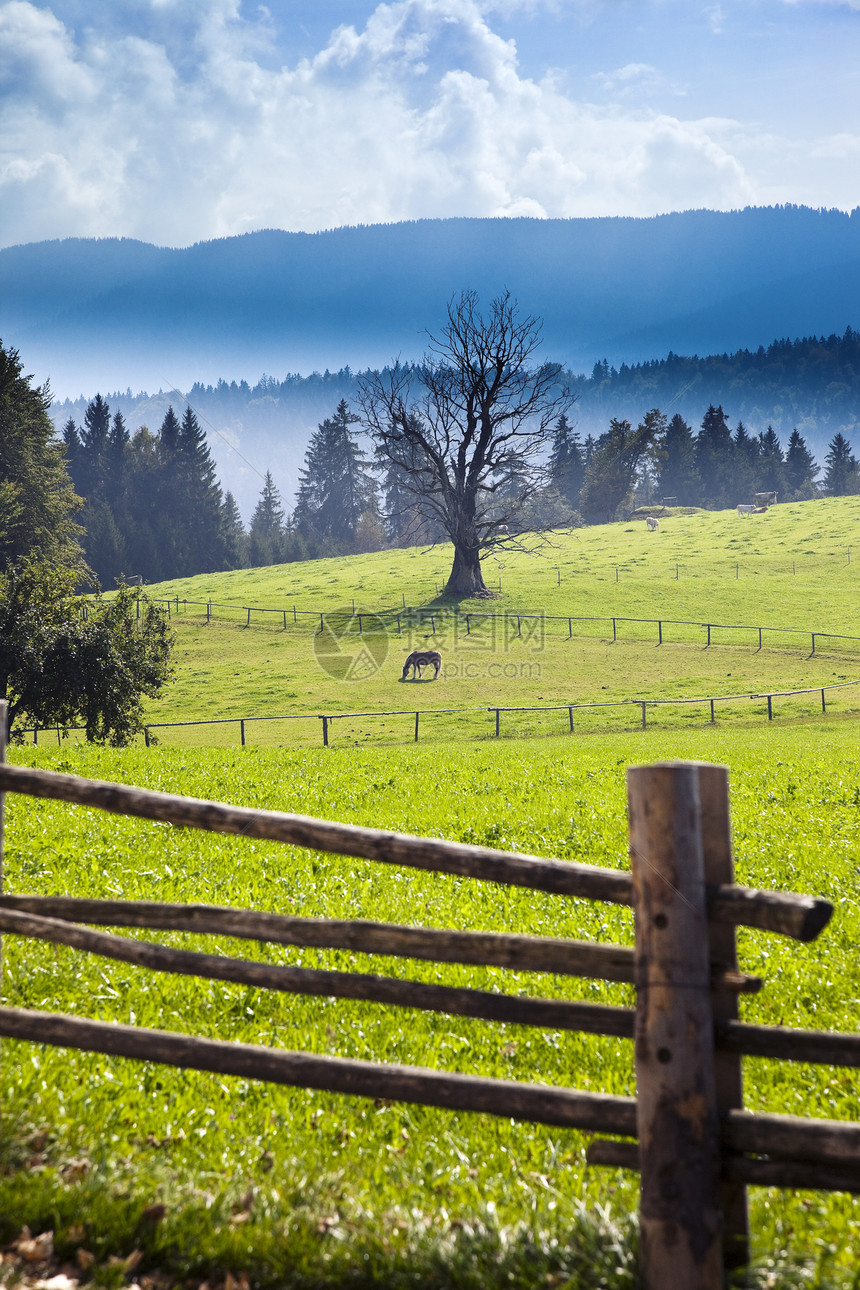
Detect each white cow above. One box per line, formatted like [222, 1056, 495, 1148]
[737, 504, 755, 517]
[645, 516, 659, 531]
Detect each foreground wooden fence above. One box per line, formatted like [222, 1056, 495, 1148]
[0, 707, 858, 1288]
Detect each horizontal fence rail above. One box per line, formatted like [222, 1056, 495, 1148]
[137, 595, 860, 656]
[141, 676, 857, 747]
[0, 894, 642, 979]
[0, 906, 635, 1036]
[23, 678, 858, 748]
[0, 1004, 640, 1134]
[0, 1005, 855, 1172]
[586, 1139, 860, 1196]
[10, 903, 860, 1065]
[0, 764, 833, 942]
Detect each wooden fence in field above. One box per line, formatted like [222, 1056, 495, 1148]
[141, 594, 860, 658]
[17, 676, 860, 749]
[0, 704, 858, 1289]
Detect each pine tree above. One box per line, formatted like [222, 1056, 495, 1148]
[294, 400, 379, 550]
[785, 429, 819, 498]
[106, 410, 130, 494]
[547, 413, 585, 510]
[123, 426, 162, 580]
[756, 426, 786, 495]
[62, 418, 83, 492]
[158, 406, 181, 460]
[175, 405, 226, 571]
[0, 341, 85, 574]
[579, 411, 665, 523]
[248, 471, 286, 566]
[72, 393, 112, 499]
[823, 434, 860, 496]
[149, 406, 186, 577]
[695, 405, 733, 507]
[656, 414, 700, 505]
[729, 422, 760, 503]
[221, 491, 248, 568]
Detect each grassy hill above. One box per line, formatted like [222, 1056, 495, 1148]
[3, 496, 859, 1288]
[120, 496, 860, 747]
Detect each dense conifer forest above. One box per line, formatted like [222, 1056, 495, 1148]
[56, 374, 858, 587]
[52, 325, 860, 521]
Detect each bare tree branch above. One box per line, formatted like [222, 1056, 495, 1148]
[359, 292, 572, 598]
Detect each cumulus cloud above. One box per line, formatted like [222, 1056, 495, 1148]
[0, 0, 792, 247]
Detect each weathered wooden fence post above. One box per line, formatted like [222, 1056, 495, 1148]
[627, 762, 724, 1290]
[697, 763, 749, 1269]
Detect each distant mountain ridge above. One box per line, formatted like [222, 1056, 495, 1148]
[2, 206, 860, 401]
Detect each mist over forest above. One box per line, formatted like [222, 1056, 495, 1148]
[51, 328, 860, 521]
[7, 202, 860, 586]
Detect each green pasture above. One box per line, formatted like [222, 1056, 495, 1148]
[146, 496, 860, 629]
[81, 496, 860, 750]
[2, 722, 860, 1287]
[2, 497, 859, 1286]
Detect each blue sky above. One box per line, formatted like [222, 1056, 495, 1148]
[0, 0, 858, 249]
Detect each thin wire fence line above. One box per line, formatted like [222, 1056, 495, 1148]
[17, 678, 860, 748]
[108, 595, 860, 654]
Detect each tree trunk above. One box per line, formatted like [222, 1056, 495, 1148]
[444, 544, 492, 598]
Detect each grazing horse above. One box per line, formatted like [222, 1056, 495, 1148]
[645, 516, 659, 531]
[402, 649, 442, 680]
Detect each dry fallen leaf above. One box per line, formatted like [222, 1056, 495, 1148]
[18, 1229, 54, 1262]
[124, 1249, 144, 1274]
[76, 1248, 96, 1271]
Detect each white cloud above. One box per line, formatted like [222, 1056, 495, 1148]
[590, 62, 683, 99]
[0, 0, 812, 248]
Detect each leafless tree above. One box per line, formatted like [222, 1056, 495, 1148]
[358, 291, 570, 598]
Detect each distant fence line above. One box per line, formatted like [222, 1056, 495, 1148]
[103, 594, 860, 659]
[19, 677, 860, 750]
[102, 548, 857, 610]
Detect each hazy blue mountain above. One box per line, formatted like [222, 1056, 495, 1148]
[3, 206, 860, 402]
[6, 205, 860, 518]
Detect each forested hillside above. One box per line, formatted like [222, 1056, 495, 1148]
[51, 328, 860, 522]
[57, 386, 858, 589]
